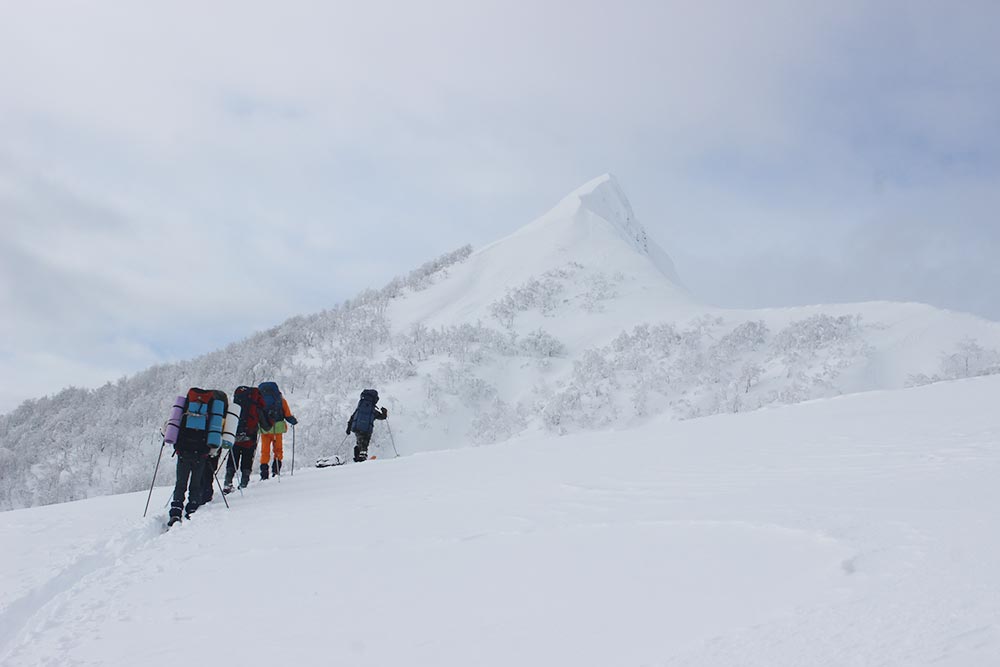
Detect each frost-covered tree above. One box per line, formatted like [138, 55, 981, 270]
[520, 329, 566, 358]
[0, 245, 475, 510]
[908, 338, 1000, 387]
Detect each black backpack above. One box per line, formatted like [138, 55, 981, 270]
[351, 389, 380, 435]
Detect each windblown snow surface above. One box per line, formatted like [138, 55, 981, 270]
[2, 375, 999, 666]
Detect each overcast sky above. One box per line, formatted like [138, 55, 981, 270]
[2, 0, 998, 413]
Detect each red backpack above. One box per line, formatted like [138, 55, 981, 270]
[233, 386, 272, 441]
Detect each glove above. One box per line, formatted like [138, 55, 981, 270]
[381, 407, 388, 418]
[286, 415, 298, 425]
[346, 428, 351, 435]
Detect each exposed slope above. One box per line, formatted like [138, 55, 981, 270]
[2, 377, 999, 666]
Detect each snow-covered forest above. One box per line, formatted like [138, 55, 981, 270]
[2, 176, 999, 511]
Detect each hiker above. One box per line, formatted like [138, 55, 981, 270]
[224, 385, 272, 493]
[169, 388, 228, 525]
[346, 389, 388, 462]
[258, 382, 298, 479]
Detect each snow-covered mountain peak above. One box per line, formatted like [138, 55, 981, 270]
[517, 173, 682, 284]
[547, 173, 626, 216]
[389, 175, 693, 337]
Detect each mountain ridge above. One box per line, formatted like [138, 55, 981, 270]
[2, 176, 1000, 510]
[390, 173, 693, 341]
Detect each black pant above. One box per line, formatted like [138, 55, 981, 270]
[202, 453, 221, 501]
[225, 443, 257, 487]
[353, 432, 372, 462]
[171, 453, 207, 519]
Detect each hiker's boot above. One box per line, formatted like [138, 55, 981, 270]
[272, 460, 282, 476]
[260, 464, 269, 480]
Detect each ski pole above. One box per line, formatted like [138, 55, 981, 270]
[385, 422, 400, 458]
[219, 449, 243, 497]
[214, 469, 230, 509]
[143, 440, 166, 518]
[219, 449, 231, 478]
[162, 449, 178, 508]
[237, 446, 246, 496]
[234, 449, 246, 497]
[291, 424, 295, 476]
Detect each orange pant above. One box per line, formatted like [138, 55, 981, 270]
[260, 433, 283, 464]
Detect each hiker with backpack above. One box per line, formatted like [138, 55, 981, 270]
[223, 385, 272, 493]
[346, 389, 388, 462]
[258, 382, 297, 480]
[168, 388, 228, 526]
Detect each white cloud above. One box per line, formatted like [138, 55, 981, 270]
[1, 0, 998, 411]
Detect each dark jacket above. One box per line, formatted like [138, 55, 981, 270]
[346, 390, 387, 435]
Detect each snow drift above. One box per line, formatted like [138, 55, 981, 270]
[2, 374, 999, 665]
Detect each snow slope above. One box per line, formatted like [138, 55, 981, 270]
[388, 173, 692, 340]
[3, 173, 1000, 510]
[2, 376, 999, 666]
